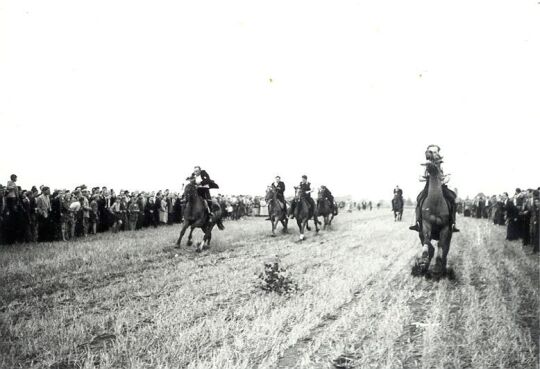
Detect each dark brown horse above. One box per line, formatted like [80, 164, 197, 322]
[392, 194, 404, 221]
[417, 148, 453, 275]
[176, 182, 224, 252]
[265, 186, 288, 236]
[316, 188, 335, 230]
[293, 187, 319, 240]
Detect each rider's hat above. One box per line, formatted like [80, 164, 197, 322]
[301, 175, 307, 179]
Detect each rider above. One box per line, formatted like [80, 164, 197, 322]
[408, 145, 460, 233]
[266, 175, 286, 220]
[289, 175, 316, 219]
[319, 185, 337, 216]
[394, 186, 403, 197]
[191, 166, 219, 217]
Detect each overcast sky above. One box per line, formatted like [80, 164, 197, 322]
[1, 0, 538, 201]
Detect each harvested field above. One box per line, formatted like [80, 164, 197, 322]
[1, 210, 538, 369]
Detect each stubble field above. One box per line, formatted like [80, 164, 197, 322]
[0, 209, 538, 369]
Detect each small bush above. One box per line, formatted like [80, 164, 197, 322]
[258, 257, 297, 295]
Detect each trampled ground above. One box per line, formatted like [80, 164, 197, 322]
[1, 210, 538, 369]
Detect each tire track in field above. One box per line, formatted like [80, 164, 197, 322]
[274, 238, 416, 369]
[396, 222, 468, 369]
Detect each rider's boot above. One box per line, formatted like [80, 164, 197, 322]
[205, 200, 214, 218]
[409, 206, 421, 232]
[289, 201, 296, 219]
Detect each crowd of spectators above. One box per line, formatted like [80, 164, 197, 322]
[458, 187, 540, 253]
[0, 174, 266, 245]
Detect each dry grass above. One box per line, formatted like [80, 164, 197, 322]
[0, 210, 538, 369]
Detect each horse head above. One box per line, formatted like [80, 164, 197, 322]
[294, 186, 304, 201]
[265, 186, 275, 202]
[183, 181, 198, 201]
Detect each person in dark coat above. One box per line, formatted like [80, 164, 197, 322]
[505, 196, 520, 241]
[409, 145, 460, 233]
[531, 190, 539, 253]
[289, 175, 316, 218]
[191, 166, 219, 217]
[319, 185, 337, 215]
[266, 176, 286, 220]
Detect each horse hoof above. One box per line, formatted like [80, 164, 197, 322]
[187, 241, 193, 247]
[299, 234, 305, 241]
[271, 234, 276, 238]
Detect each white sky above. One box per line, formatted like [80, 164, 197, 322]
[1, 0, 539, 201]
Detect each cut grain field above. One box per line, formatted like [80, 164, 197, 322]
[1, 210, 538, 369]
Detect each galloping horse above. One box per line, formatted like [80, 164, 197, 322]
[417, 147, 453, 275]
[293, 186, 319, 240]
[391, 194, 404, 221]
[176, 182, 224, 252]
[265, 186, 288, 236]
[316, 188, 335, 230]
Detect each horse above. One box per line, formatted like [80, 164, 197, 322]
[316, 188, 335, 230]
[416, 148, 453, 276]
[293, 187, 319, 240]
[265, 186, 288, 236]
[176, 182, 224, 252]
[391, 194, 404, 221]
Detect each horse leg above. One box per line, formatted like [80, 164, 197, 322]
[176, 221, 190, 247]
[419, 225, 433, 273]
[297, 218, 305, 240]
[203, 225, 214, 250]
[271, 217, 277, 237]
[434, 227, 451, 275]
[187, 227, 195, 246]
[282, 217, 288, 233]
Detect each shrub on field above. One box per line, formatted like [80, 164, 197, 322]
[258, 257, 298, 295]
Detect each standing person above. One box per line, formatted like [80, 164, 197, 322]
[27, 189, 38, 242]
[513, 188, 525, 240]
[5, 174, 19, 214]
[78, 192, 90, 237]
[136, 193, 146, 229]
[505, 194, 520, 241]
[50, 190, 63, 241]
[157, 192, 168, 224]
[60, 192, 72, 241]
[531, 190, 539, 253]
[128, 197, 140, 231]
[266, 176, 286, 220]
[19, 191, 32, 242]
[36, 187, 52, 241]
[89, 195, 99, 235]
[0, 185, 5, 244]
[4, 175, 20, 243]
[145, 196, 158, 228]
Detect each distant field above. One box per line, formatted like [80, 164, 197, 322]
[1, 210, 538, 369]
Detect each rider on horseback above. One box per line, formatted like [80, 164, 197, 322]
[289, 175, 316, 219]
[266, 176, 286, 220]
[319, 185, 338, 216]
[191, 166, 219, 218]
[409, 145, 460, 233]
